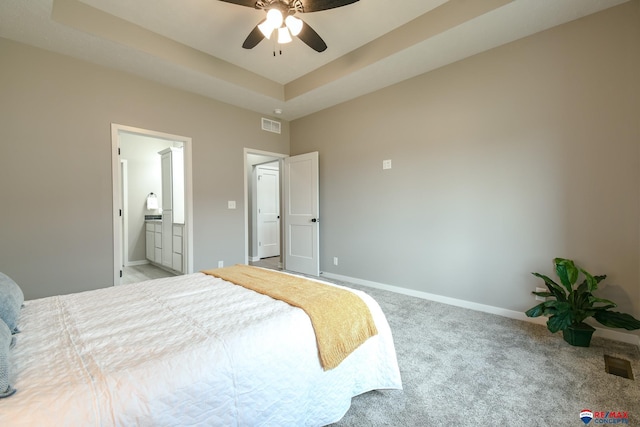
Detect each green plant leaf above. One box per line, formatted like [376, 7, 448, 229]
[591, 305, 616, 312]
[547, 310, 573, 333]
[525, 303, 546, 318]
[594, 275, 607, 284]
[532, 291, 553, 298]
[573, 310, 597, 323]
[554, 258, 578, 292]
[593, 311, 640, 330]
[575, 290, 590, 308]
[576, 280, 588, 293]
[532, 272, 567, 301]
[588, 296, 617, 308]
[543, 299, 564, 311]
[581, 269, 599, 292]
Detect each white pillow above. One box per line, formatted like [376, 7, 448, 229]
[0, 272, 24, 334]
[0, 319, 16, 398]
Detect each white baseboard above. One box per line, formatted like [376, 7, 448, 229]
[126, 260, 149, 267]
[321, 272, 640, 347]
[249, 256, 261, 262]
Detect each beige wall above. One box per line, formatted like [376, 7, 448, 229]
[291, 2, 640, 319]
[0, 38, 289, 300]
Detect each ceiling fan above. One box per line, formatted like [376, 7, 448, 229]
[218, 0, 360, 52]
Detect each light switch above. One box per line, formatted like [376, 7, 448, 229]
[382, 159, 392, 170]
[228, 201, 236, 209]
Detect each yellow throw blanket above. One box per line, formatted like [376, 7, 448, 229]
[201, 265, 378, 370]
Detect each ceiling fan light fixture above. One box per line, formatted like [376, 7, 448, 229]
[285, 15, 303, 36]
[258, 8, 284, 39]
[258, 21, 274, 39]
[258, 20, 275, 39]
[266, 8, 283, 28]
[277, 26, 292, 44]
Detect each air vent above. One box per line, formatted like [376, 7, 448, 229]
[604, 355, 634, 380]
[262, 117, 281, 134]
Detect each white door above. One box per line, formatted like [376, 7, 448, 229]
[256, 164, 280, 259]
[283, 152, 319, 276]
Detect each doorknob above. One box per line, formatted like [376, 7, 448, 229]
[311, 218, 319, 223]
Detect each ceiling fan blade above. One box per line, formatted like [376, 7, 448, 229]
[297, 0, 359, 13]
[297, 20, 327, 52]
[242, 20, 266, 49]
[218, 0, 258, 8]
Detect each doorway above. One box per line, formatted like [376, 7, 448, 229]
[111, 124, 193, 286]
[244, 148, 320, 276]
[245, 150, 286, 269]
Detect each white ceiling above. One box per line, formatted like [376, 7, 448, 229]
[0, 0, 628, 120]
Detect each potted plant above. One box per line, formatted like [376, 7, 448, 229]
[525, 258, 640, 347]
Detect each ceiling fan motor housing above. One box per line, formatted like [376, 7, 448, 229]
[256, 0, 300, 14]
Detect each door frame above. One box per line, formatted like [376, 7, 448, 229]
[111, 124, 194, 285]
[120, 159, 129, 268]
[244, 148, 288, 265]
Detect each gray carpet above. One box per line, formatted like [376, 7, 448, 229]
[324, 280, 640, 427]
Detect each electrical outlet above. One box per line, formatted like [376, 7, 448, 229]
[535, 287, 547, 301]
[333, 257, 338, 266]
[218, 261, 224, 268]
[382, 159, 392, 170]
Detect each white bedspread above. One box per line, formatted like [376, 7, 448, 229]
[0, 272, 402, 426]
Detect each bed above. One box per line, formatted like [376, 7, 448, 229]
[0, 266, 402, 426]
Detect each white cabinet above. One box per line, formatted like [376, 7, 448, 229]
[159, 147, 185, 270]
[159, 147, 184, 223]
[161, 152, 172, 211]
[161, 211, 173, 268]
[145, 221, 163, 264]
[145, 223, 155, 261]
[146, 220, 184, 273]
[144, 147, 185, 273]
[154, 223, 162, 263]
[172, 224, 184, 273]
